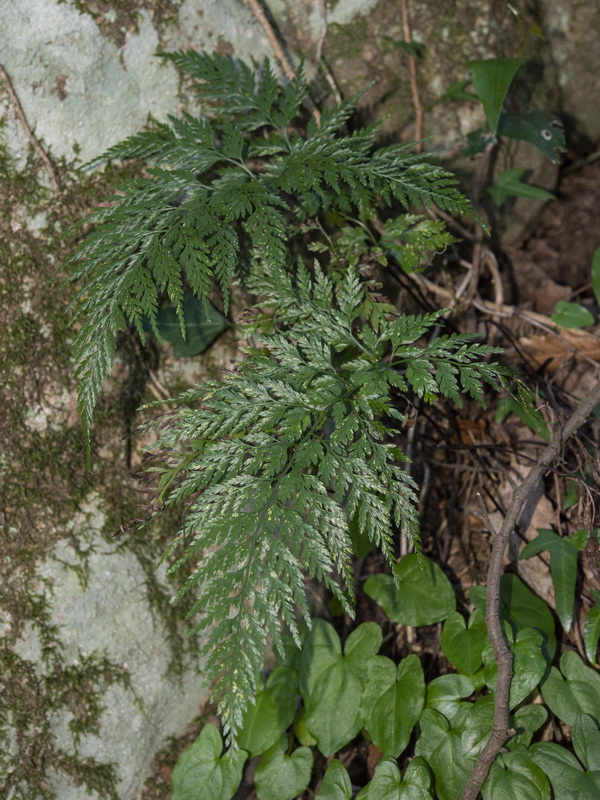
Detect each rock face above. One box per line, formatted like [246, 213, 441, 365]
[1, 2, 598, 799]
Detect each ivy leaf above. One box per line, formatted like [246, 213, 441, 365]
[550, 301, 595, 329]
[530, 742, 600, 800]
[541, 650, 600, 726]
[482, 744, 551, 800]
[302, 622, 381, 756]
[441, 610, 488, 677]
[315, 760, 353, 800]
[415, 709, 476, 800]
[355, 757, 434, 800]
[487, 168, 555, 206]
[483, 626, 548, 708]
[497, 110, 566, 162]
[572, 713, 600, 772]
[468, 58, 526, 133]
[361, 654, 425, 757]
[426, 674, 476, 720]
[364, 554, 455, 626]
[470, 574, 557, 659]
[171, 723, 246, 800]
[237, 666, 299, 756]
[511, 704, 548, 747]
[253, 737, 313, 800]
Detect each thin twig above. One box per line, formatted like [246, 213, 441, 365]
[399, 0, 423, 147]
[0, 63, 59, 194]
[245, 0, 321, 122]
[461, 376, 600, 800]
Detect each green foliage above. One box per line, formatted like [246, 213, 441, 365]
[497, 110, 566, 163]
[487, 168, 555, 206]
[68, 51, 472, 454]
[550, 301, 595, 329]
[364, 552, 456, 625]
[584, 590, 600, 666]
[170, 723, 246, 800]
[71, 50, 571, 795]
[467, 58, 526, 134]
[520, 528, 589, 632]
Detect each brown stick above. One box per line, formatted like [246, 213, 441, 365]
[399, 0, 423, 147]
[0, 63, 59, 194]
[461, 375, 600, 800]
[244, 0, 321, 123]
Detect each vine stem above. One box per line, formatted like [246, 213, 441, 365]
[461, 374, 600, 800]
[0, 63, 59, 194]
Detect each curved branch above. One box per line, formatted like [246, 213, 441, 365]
[461, 375, 600, 800]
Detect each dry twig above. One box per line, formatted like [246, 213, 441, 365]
[399, 0, 423, 147]
[0, 63, 59, 194]
[245, 0, 321, 122]
[461, 376, 600, 800]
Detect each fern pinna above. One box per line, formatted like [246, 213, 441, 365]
[68, 52, 507, 743]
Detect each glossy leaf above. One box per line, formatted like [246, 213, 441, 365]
[511, 703, 548, 747]
[365, 554, 455, 626]
[302, 622, 382, 756]
[470, 574, 556, 658]
[541, 650, 600, 726]
[468, 58, 525, 133]
[520, 528, 588, 633]
[415, 709, 476, 800]
[551, 301, 595, 329]
[362, 654, 425, 756]
[483, 626, 547, 708]
[441, 610, 487, 676]
[482, 745, 550, 800]
[254, 737, 313, 800]
[171, 723, 246, 800]
[584, 590, 600, 665]
[237, 666, 298, 756]
[530, 742, 600, 800]
[487, 168, 555, 206]
[497, 110, 566, 162]
[355, 757, 434, 800]
[426, 674, 476, 720]
[315, 759, 353, 800]
[573, 714, 600, 771]
[150, 292, 229, 357]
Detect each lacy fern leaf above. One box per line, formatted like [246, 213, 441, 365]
[141, 264, 506, 745]
[68, 52, 474, 454]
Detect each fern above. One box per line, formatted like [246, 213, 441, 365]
[68, 52, 472, 454]
[67, 52, 510, 745]
[138, 263, 507, 744]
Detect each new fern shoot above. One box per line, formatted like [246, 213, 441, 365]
[67, 51, 508, 744]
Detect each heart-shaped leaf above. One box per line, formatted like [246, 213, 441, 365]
[237, 666, 298, 756]
[482, 745, 550, 800]
[441, 610, 487, 676]
[483, 626, 548, 708]
[315, 759, 353, 800]
[365, 554, 455, 626]
[541, 650, 600, 726]
[254, 737, 313, 800]
[171, 723, 246, 800]
[530, 742, 600, 800]
[362, 654, 425, 757]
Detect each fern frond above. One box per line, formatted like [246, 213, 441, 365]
[140, 264, 507, 744]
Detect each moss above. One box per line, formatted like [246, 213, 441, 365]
[0, 131, 201, 798]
